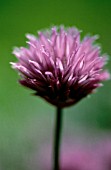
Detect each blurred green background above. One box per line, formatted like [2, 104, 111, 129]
[0, 0, 111, 169]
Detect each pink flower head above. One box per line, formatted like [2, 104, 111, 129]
[11, 26, 110, 107]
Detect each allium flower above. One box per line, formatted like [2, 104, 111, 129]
[11, 26, 109, 107]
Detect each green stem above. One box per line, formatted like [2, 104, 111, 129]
[53, 107, 63, 170]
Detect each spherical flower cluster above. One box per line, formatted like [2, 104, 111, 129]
[11, 26, 109, 107]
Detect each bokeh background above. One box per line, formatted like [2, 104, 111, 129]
[0, 0, 111, 169]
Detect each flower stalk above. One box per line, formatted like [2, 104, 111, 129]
[54, 107, 63, 170]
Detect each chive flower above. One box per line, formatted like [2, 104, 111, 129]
[11, 26, 109, 107]
[11, 26, 110, 170]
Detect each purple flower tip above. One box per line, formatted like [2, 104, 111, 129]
[11, 26, 110, 107]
